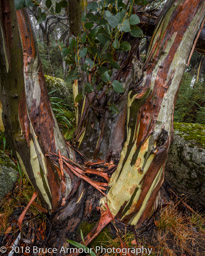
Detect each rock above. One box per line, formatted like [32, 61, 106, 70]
[0, 150, 18, 199]
[165, 123, 205, 210]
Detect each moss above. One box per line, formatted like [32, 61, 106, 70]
[45, 75, 65, 88]
[45, 74, 73, 103]
[174, 122, 205, 148]
[0, 151, 16, 169]
[0, 150, 18, 199]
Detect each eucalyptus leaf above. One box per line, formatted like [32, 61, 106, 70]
[85, 58, 94, 68]
[85, 83, 93, 93]
[62, 48, 69, 57]
[129, 14, 140, 25]
[102, 53, 113, 61]
[115, 10, 126, 23]
[102, 40, 111, 54]
[112, 80, 124, 93]
[104, 10, 112, 18]
[98, 18, 107, 25]
[96, 33, 109, 44]
[105, 11, 120, 28]
[81, 32, 87, 43]
[38, 12, 46, 23]
[90, 27, 99, 38]
[105, 24, 111, 35]
[55, 2, 61, 13]
[109, 104, 120, 114]
[120, 41, 131, 51]
[130, 27, 143, 37]
[85, 22, 94, 29]
[120, 19, 131, 32]
[46, 0, 52, 8]
[15, 0, 25, 10]
[87, 2, 98, 11]
[86, 13, 97, 22]
[112, 39, 120, 49]
[98, 66, 109, 74]
[69, 37, 77, 49]
[110, 61, 120, 69]
[101, 71, 111, 82]
[25, 0, 34, 7]
[59, 0, 67, 7]
[79, 48, 88, 58]
[88, 46, 98, 56]
[67, 69, 78, 81]
[46, 0, 52, 9]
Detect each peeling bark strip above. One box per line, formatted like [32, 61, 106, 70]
[0, 1, 74, 211]
[100, 0, 205, 226]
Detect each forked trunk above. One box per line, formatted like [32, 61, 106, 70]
[0, 0, 205, 250]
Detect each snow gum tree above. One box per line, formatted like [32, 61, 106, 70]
[0, 0, 205, 248]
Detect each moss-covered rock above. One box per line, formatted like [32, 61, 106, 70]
[166, 123, 205, 210]
[45, 75, 73, 103]
[174, 122, 205, 148]
[0, 151, 18, 199]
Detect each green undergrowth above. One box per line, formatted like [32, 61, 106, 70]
[174, 122, 205, 148]
[45, 75, 76, 140]
[79, 221, 112, 247]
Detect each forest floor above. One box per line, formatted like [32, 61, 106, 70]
[0, 174, 205, 256]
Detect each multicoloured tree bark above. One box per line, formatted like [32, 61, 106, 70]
[0, 0, 205, 246]
[0, 0, 77, 211]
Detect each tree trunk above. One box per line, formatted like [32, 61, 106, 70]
[0, 1, 78, 211]
[68, 0, 86, 36]
[73, 0, 205, 227]
[100, 0, 205, 226]
[0, 0, 205, 250]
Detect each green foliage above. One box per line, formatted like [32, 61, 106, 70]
[15, 0, 26, 9]
[49, 90, 75, 140]
[67, 239, 97, 256]
[38, 40, 64, 78]
[45, 75, 75, 140]
[174, 73, 205, 124]
[62, 0, 144, 111]
[15, 0, 35, 9]
[112, 80, 124, 93]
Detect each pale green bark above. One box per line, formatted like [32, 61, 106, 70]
[100, 0, 205, 226]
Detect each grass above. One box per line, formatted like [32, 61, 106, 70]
[77, 201, 205, 256]
[142, 202, 205, 256]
